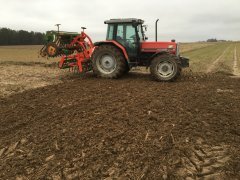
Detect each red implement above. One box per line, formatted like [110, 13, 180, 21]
[58, 31, 95, 73]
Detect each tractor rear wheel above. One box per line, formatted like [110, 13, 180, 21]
[92, 45, 127, 78]
[150, 54, 181, 82]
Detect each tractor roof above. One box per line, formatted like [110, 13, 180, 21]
[104, 18, 144, 24]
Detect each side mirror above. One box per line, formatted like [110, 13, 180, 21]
[143, 25, 148, 31]
[137, 25, 140, 32]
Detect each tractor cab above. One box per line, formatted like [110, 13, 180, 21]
[104, 18, 145, 60]
[103, 19, 181, 64]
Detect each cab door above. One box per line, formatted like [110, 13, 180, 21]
[116, 24, 138, 60]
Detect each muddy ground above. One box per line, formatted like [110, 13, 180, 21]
[0, 71, 240, 179]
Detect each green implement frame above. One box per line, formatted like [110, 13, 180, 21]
[40, 31, 80, 57]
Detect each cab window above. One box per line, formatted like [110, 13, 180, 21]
[106, 25, 114, 40]
[116, 25, 124, 42]
[126, 25, 136, 43]
[116, 24, 137, 44]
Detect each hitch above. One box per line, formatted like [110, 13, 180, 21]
[179, 57, 189, 68]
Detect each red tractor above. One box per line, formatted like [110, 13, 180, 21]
[40, 18, 189, 82]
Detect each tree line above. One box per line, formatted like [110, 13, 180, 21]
[0, 28, 45, 45]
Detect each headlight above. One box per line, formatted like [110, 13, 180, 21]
[168, 45, 174, 49]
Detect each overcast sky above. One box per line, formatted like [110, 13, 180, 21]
[0, 0, 240, 42]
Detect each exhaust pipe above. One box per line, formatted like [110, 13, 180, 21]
[155, 19, 159, 42]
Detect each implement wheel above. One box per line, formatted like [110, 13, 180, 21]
[92, 45, 127, 79]
[46, 42, 59, 57]
[150, 54, 181, 82]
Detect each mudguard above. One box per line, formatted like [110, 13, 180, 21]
[94, 41, 129, 62]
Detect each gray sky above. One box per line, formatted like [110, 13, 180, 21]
[0, 0, 240, 42]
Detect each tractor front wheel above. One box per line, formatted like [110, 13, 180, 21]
[92, 45, 127, 79]
[150, 55, 181, 82]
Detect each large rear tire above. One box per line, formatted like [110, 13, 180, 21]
[150, 54, 181, 82]
[92, 45, 127, 79]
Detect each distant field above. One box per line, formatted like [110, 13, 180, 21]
[179, 42, 217, 53]
[182, 42, 239, 73]
[0, 45, 58, 63]
[0, 45, 42, 62]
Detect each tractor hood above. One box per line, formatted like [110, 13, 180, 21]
[141, 42, 177, 55]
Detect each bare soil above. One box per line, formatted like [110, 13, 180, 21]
[0, 71, 240, 179]
[0, 62, 66, 98]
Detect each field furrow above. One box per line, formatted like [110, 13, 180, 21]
[233, 46, 239, 76]
[235, 43, 240, 76]
[238, 43, 240, 68]
[206, 46, 230, 73]
[211, 43, 236, 74]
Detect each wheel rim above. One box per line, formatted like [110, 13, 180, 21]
[157, 61, 175, 78]
[47, 46, 57, 56]
[96, 54, 117, 74]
